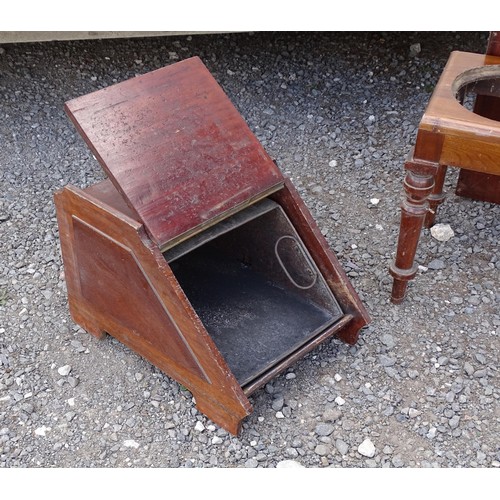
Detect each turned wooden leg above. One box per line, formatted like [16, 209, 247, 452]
[390, 168, 435, 304]
[424, 164, 447, 228]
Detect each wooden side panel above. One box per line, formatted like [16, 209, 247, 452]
[72, 217, 207, 380]
[64, 56, 283, 250]
[455, 34, 500, 203]
[54, 184, 252, 435]
[456, 170, 500, 203]
[271, 179, 370, 344]
[441, 135, 500, 175]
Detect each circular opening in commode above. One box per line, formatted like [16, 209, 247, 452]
[452, 65, 500, 118]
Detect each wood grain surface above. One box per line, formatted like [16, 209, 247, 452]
[65, 56, 283, 251]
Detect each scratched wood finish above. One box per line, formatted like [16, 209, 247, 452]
[270, 179, 370, 345]
[55, 180, 370, 434]
[54, 184, 252, 435]
[487, 30, 500, 55]
[417, 51, 500, 171]
[65, 56, 284, 251]
[58, 58, 370, 433]
[391, 46, 500, 303]
[455, 74, 500, 203]
[456, 32, 500, 204]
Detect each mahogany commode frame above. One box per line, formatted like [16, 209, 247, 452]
[390, 35, 500, 304]
[55, 56, 370, 435]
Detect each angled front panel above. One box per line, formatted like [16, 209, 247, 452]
[65, 56, 283, 250]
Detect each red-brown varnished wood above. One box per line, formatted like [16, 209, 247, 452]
[455, 170, 500, 203]
[54, 184, 252, 434]
[271, 179, 370, 345]
[65, 56, 284, 251]
[391, 46, 500, 303]
[487, 31, 500, 56]
[390, 164, 435, 303]
[424, 164, 448, 228]
[55, 178, 370, 434]
[84, 179, 137, 219]
[418, 51, 500, 172]
[455, 34, 500, 204]
[58, 58, 370, 434]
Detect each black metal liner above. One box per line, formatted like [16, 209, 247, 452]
[167, 200, 344, 386]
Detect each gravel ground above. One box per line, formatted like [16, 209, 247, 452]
[0, 31, 499, 470]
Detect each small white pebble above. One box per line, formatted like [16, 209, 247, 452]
[335, 396, 346, 406]
[35, 426, 51, 436]
[123, 440, 139, 448]
[430, 223, 454, 242]
[58, 365, 71, 376]
[194, 421, 205, 432]
[358, 438, 376, 458]
[276, 460, 305, 468]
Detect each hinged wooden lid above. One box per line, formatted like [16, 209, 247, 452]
[65, 56, 284, 251]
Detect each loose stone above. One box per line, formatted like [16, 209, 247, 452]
[379, 354, 396, 367]
[123, 439, 139, 448]
[35, 426, 51, 436]
[276, 460, 305, 468]
[335, 439, 349, 456]
[57, 365, 71, 376]
[408, 408, 421, 418]
[272, 396, 284, 411]
[449, 416, 460, 429]
[358, 438, 376, 458]
[68, 376, 79, 388]
[381, 333, 396, 349]
[315, 423, 335, 436]
[464, 362, 475, 376]
[314, 444, 330, 456]
[430, 223, 454, 242]
[323, 407, 342, 422]
[427, 259, 445, 270]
